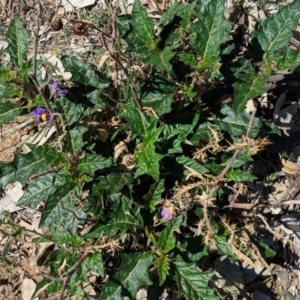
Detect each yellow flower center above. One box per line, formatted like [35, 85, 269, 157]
[41, 113, 47, 121]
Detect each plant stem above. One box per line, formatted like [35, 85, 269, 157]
[30, 0, 59, 133]
[203, 103, 258, 228]
[100, 34, 142, 110]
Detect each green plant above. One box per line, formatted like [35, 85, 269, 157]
[0, 0, 298, 298]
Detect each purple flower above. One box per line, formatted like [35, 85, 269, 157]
[32, 107, 52, 122]
[161, 208, 173, 221]
[49, 80, 68, 95]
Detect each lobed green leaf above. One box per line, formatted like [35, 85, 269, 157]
[83, 204, 142, 239]
[177, 237, 209, 262]
[160, 113, 200, 154]
[277, 46, 300, 70]
[64, 126, 88, 154]
[214, 235, 234, 257]
[39, 184, 82, 228]
[190, 122, 220, 146]
[231, 151, 253, 168]
[213, 105, 262, 137]
[176, 156, 209, 174]
[145, 46, 176, 72]
[126, 0, 157, 54]
[135, 146, 164, 181]
[189, 0, 231, 67]
[251, 0, 300, 61]
[5, 18, 30, 68]
[155, 254, 170, 286]
[226, 169, 257, 182]
[144, 180, 165, 212]
[119, 105, 157, 138]
[17, 172, 67, 207]
[159, 2, 195, 30]
[77, 154, 113, 174]
[170, 258, 217, 300]
[233, 69, 269, 115]
[107, 172, 133, 194]
[157, 215, 183, 253]
[0, 101, 23, 126]
[84, 252, 105, 277]
[100, 252, 153, 300]
[59, 97, 85, 126]
[0, 144, 61, 186]
[50, 231, 84, 247]
[141, 75, 175, 116]
[61, 56, 109, 90]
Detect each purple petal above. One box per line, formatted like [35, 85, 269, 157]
[32, 107, 52, 122]
[58, 88, 68, 95]
[45, 112, 52, 122]
[49, 80, 62, 91]
[161, 208, 172, 221]
[32, 107, 46, 118]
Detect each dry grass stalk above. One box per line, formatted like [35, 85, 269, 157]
[226, 135, 272, 155]
[240, 228, 270, 270]
[193, 128, 224, 162]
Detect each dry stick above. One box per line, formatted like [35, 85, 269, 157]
[106, 1, 119, 89]
[58, 249, 91, 300]
[203, 104, 258, 227]
[267, 199, 300, 206]
[256, 213, 276, 236]
[30, 1, 59, 133]
[57, 241, 117, 300]
[100, 33, 142, 110]
[3, 221, 53, 241]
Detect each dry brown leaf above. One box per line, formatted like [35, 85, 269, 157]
[80, 223, 95, 235]
[39, 53, 72, 80]
[122, 154, 136, 170]
[114, 141, 128, 159]
[136, 288, 148, 300]
[246, 2, 260, 33]
[245, 99, 255, 113]
[110, 116, 122, 127]
[279, 158, 300, 175]
[143, 107, 159, 120]
[224, 5, 240, 21]
[97, 128, 109, 142]
[97, 54, 110, 69]
[21, 125, 56, 148]
[0, 182, 23, 213]
[20, 278, 38, 300]
[62, 0, 96, 11]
